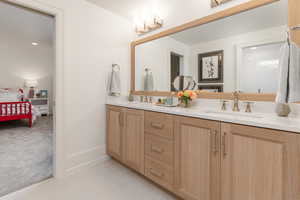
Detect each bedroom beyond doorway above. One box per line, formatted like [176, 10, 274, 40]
[0, 1, 55, 197]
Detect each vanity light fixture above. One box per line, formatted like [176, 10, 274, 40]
[135, 16, 163, 35]
[31, 42, 39, 46]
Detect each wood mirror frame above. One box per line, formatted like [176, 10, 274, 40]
[131, 0, 300, 101]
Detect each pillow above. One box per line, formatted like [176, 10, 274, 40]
[0, 88, 24, 100]
[0, 89, 8, 93]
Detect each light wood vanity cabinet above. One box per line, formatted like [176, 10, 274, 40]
[174, 116, 221, 200]
[144, 111, 175, 191]
[106, 106, 123, 161]
[122, 108, 144, 174]
[106, 105, 145, 174]
[145, 111, 174, 140]
[106, 105, 300, 200]
[221, 123, 299, 200]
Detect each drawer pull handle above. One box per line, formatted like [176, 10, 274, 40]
[149, 168, 164, 178]
[151, 145, 164, 153]
[151, 122, 164, 129]
[211, 130, 218, 153]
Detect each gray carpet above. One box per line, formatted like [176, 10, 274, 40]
[0, 117, 53, 197]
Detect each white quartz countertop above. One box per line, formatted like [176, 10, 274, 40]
[106, 100, 300, 134]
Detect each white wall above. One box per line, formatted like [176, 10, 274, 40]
[135, 36, 190, 91]
[10, 0, 134, 174]
[190, 25, 286, 92]
[55, 0, 134, 172]
[0, 31, 54, 112]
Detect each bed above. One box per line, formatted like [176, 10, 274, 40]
[0, 89, 32, 127]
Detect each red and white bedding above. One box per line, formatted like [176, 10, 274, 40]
[0, 88, 23, 102]
[0, 88, 33, 127]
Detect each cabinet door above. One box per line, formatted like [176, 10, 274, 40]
[221, 123, 297, 200]
[106, 106, 124, 161]
[174, 116, 221, 200]
[123, 108, 145, 174]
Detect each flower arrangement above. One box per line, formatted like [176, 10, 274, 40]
[177, 90, 197, 108]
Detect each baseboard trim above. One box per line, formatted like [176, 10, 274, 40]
[0, 178, 54, 200]
[66, 145, 109, 176]
[68, 145, 104, 159]
[66, 154, 110, 176]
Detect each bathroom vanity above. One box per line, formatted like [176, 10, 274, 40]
[106, 102, 300, 200]
[106, 0, 300, 199]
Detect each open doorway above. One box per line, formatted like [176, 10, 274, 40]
[0, 1, 55, 196]
[170, 52, 184, 91]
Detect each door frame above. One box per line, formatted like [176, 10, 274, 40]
[4, 0, 66, 178]
[170, 52, 183, 91]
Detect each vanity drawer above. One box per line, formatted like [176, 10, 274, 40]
[145, 134, 174, 166]
[145, 111, 174, 140]
[145, 157, 174, 191]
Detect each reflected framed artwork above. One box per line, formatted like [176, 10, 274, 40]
[198, 50, 223, 83]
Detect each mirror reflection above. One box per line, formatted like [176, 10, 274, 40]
[135, 0, 288, 93]
[172, 76, 196, 91]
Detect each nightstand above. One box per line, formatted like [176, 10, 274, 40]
[27, 98, 49, 116]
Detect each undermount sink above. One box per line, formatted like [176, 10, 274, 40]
[204, 110, 264, 119]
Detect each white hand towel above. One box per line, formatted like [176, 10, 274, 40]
[288, 42, 300, 103]
[276, 42, 290, 104]
[109, 70, 121, 96]
[276, 42, 300, 104]
[144, 71, 154, 91]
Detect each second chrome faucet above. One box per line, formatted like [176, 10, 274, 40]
[232, 91, 240, 112]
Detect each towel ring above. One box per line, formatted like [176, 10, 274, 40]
[112, 64, 120, 72]
[145, 67, 152, 72]
[290, 25, 300, 31]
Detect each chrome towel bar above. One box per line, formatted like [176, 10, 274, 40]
[291, 25, 300, 30]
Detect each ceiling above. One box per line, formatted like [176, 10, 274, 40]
[170, 0, 288, 45]
[0, 1, 55, 45]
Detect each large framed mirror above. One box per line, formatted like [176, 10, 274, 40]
[131, 0, 297, 101]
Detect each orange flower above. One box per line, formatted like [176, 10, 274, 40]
[190, 92, 197, 99]
[177, 91, 184, 97]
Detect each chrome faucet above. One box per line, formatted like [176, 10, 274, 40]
[140, 96, 153, 103]
[232, 91, 240, 112]
[221, 100, 228, 111]
[244, 102, 253, 113]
